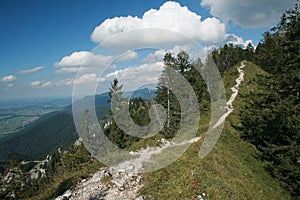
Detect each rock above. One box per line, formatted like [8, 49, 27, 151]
[9, 193, 15, 199]
[135, 195, 146, 200]
[63, 190, 72, 198]
[111, 179, 125, 189]
[55, 190, 72, 200]
[40, 168, 46, 178]
[161, 138, 170, 146]
[3, 172, 13, 183]
[197, 192, 207, 200]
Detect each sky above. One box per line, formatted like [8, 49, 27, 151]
[0, 0, 295, 100]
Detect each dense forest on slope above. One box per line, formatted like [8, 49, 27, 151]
[0, 111, 77, 161]
[240, 5, 300, 197]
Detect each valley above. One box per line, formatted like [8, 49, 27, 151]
[0, 98, 71, 138]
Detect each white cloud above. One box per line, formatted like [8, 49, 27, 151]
[56, 79, 75, 87]
[55, 51, 113, 68]
[198, 45, 217, 61]
[116, 50, 138, 62]
[106, 62, 164, 90]
[143, 45, 192, 63]
[55, 51, 89, 67]
[30, 80, 52, 88]
[106, 62, 164, 79]
[55, 67, 80, 74]
[30, 81, 43, 87]
[91, 1, 227, 46]
[74, 73, 105, 85]
[1, 75, 17, 82]
[224, 34, 253, 48]
[41, 81, 52, 88]
[7, 83, 14, 87]
[201, 0, 294, 27]
[17, 66, 44, 74]
[143, 49, 167, 63]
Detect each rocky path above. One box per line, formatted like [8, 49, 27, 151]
[56, 62, 246, 200]
[212, 61, 245, 128]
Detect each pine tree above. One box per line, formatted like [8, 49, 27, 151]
[105, 78, 139, 148]
[156, 50, 200, 138]
[240, 3, 300, 197]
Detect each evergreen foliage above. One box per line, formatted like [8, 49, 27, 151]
[104, 78, 146, 148]
[155, 51, 209, 138]
[240, 3, 300, 197]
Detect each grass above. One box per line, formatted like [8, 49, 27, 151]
[139, 61, 290, 199]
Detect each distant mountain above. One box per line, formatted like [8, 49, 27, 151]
[0, 89, 156, 161]
[124, 88, 156, 100]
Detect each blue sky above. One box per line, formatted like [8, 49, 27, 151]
[0, 0, 295, 99]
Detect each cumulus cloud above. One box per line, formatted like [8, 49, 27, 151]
[91, 1, 227, 46]
[116, 50, 138, 62]
[224, 34, 253, 48]
[74, 73, 105, 85]
[30, 80, 52, 88]
[55, 51, 113, 68]
[55, 79, 75, 87]
[30, 81, 43, 87]
[143, 45, 192, 63]
[1, 75, 17, 82]
[7, 84, 14, 87]
[55, 67, 80, 74]
[201, 0, 294, 27]
[17, 66, 44, 74]
[143, 49, 167, 63]
[106, 62, 164, 90]
[42, 81, 52, 87]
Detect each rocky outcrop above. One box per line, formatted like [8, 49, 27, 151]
[61, 165, 143, 200]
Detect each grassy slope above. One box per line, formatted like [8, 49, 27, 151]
[140, 61, 290, 199]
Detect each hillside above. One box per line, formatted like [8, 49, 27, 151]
[0, 89, 156, 161]
[0, 94, 110, 161]
[0, 111, 77, 161]
[0, 61, 291, 200]
[50, 61, 292, 200]
[139, 61, 291, 199]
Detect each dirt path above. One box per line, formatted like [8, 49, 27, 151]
[212, 61, 245, 128]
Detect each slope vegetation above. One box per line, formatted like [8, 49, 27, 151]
[140, 61, 291, 199]
[0, 111, 77, 161]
